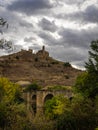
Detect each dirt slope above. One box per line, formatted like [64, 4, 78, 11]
[0, 46, 82, 87]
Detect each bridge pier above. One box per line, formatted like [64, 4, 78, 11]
[36, 91, 44, 116]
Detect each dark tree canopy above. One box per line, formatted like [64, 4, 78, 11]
[85, 40, 98, 73]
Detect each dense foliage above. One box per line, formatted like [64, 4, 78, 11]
[57, 95, 98, 130]
[44, 95, 66, 119]
[44, 94, 98, 130]
[75, 40, 98, 99]
[0, 78, 33, 130]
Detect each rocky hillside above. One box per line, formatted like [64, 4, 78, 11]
[0, 46, 82, 87]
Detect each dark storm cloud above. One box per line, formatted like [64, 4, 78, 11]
[48, 45, 87, 62]
[38, 18, 57, 32]
[0, 6, 33, 32]
[38, 31, 59, 45]
[1, 0, 98, 69]
[57, 5, 98, 24]
[47, 44, 88, 69]
[7, 0, 55, 15]
[58, 28, 90, 48]
[39, 27, 98, 49]
[59, 29, 90, 48]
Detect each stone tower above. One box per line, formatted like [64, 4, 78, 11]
[42, 45, 45, 51]
[36, 46, 49, 59]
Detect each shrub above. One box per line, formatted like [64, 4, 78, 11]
[51, 61, 59, 64]
[35, 57, 38, 62]
[47, 85, 72, 91]
[25, 83, 41, 91]
[16, 56, 19, 60]
[63, 62, 71, 67]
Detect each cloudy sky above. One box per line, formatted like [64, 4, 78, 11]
[0, 0, 98, 69]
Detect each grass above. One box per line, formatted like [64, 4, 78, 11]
[47, 85, 72, 91]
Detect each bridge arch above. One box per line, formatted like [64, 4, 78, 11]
[32, 94, 36, 100]
[43, 93, 54, 114]
[31, 94, 37, 115]
[44, 93, 54, 103]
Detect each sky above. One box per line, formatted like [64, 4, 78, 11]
[0, 0, 98, 69]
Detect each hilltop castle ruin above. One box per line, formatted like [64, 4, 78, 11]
[2, 46, 50, 62]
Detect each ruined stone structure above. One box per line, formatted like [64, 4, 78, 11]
[36, 46, 49, 60]
[23, 89, 73, 118]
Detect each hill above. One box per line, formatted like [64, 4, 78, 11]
[0, 46, 82, 87]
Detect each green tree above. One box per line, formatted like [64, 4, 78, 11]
[0, 78, 32, 130]
[75, 40, 98, 99]
[85, 40, 98, 98]
[44, 95, 69, 119]
[25, 82, 41, 91]
[85, 40, 98, 73]
[57, 94, 98, 130]
[0, 77, 21, 104]
[74, 72, 98, 98]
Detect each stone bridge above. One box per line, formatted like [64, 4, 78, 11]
[23, 89, 73, 118]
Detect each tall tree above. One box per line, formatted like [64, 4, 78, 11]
[75, 40, 98, 98]
[85, 40, 98, 98]
[0, 17, 8, 34]
[85, 40, 98, 73]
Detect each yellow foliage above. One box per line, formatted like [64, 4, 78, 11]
[0, 77, 21, 103]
